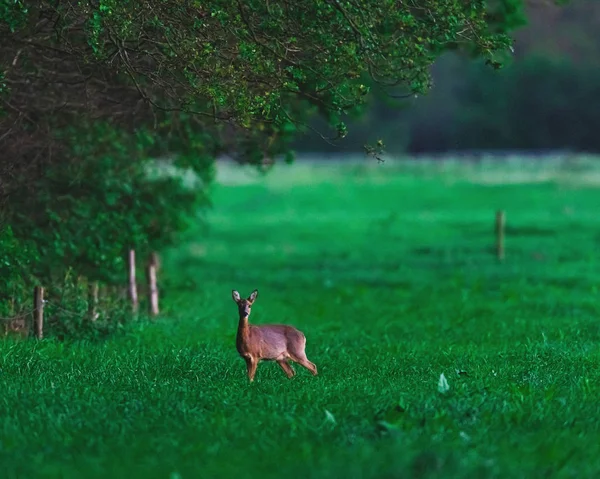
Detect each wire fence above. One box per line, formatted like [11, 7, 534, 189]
[0, 306, 38, 321]
[46, 301, 87, 318]
[0, 300, 87, 324]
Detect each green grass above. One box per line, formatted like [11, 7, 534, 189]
[3, 156, 600, 478]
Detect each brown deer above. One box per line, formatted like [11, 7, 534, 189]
[232, 289, 318, 382]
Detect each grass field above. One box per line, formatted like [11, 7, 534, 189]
[2, 156, 600, 478]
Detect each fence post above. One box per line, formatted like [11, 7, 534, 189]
[128, 249, 139, 314]
[88, 281, 99, 321]
[147, 253, 159, 317]
[496, 210, 505, 261]
[33, 286, 44, 339]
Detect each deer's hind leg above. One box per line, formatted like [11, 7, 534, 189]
[277, 359, 296, 378]
[288, 335, 318, 376]
[288, 352, 317, 376]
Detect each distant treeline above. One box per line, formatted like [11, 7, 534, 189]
[293, 0, 600, 155]
[294, 54, 600, 155]
[408, 55, 600, 153]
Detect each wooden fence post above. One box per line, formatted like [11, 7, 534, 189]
[147, 253, 159, 317]
[496, 210, 505, 261]
[88, 281, 99, 321]
[128, 249, 139, 314]
[33, 286, 44, 339]
[150, 251, 160, 272]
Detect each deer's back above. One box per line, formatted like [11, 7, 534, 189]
[248, 324, 305, 360]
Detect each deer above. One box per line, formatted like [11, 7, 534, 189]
[232, 289, 318, 382]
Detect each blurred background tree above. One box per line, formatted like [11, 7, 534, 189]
[294, 0, 600, 155]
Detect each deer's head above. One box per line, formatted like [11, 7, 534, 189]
[232, 289, 258, 318]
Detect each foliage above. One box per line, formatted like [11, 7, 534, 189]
[486, 0, 528, 33]
[2, 158, 600, 477]
[294, 0, 600, 156]
[0, 0, 531, 333]
[0, 226, 34, 316]
[0, 0, 519, 185]
[295, 51, 600, 155]
[9, 121, 213, 282]
[0, 117, 215, 335]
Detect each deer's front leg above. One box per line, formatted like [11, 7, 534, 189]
[245, 356, 258, 382]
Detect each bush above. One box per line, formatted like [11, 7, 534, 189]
[0, 120, 214, 338]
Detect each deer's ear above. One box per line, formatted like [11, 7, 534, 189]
[248, 289, 258, 302]
[232, 290, 241, 303]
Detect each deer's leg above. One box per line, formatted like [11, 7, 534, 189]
[300, 358, 318, 376]
[277, 359, 296, 378]
[243, 357, 253, 380]
[245, 357, 259, 382]
[289, 353, 318, 376]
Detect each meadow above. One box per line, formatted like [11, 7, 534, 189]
[2, 155, 600, 478]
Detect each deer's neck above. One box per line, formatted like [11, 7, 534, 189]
[236, 315, 251, 355]
[237, 315, 250, 341]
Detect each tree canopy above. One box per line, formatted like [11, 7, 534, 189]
[1, 1, 521, 186]
[0, 0, 539, 330]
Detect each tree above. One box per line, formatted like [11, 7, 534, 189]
[1, 1, 519, 189]
[0, 0, 531, 332]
